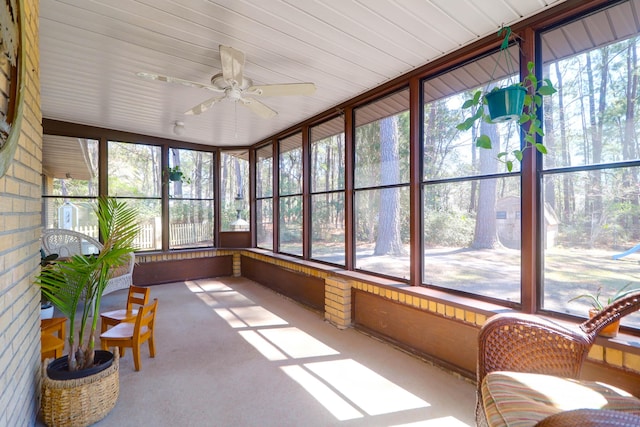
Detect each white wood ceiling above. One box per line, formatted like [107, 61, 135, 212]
[40, 0, 568, 147]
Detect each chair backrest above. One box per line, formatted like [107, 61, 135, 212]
[42, 228, 102, 258]
[134, 299, 158, 342]
[127, 286, 150, 311]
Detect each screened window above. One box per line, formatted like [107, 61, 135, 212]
[310, 116, 345, 265]
[279, 133, 303, 256]
[422, 45, 522, 302]
[220, 150, 249, 232]
[541, 0, 640, 329]
[168, 148, 214, 249]
[354, 89, 410, 278]
[256, 144, 273, 250]
[108, 140, 162, 250]
[42, 136, 99, 240]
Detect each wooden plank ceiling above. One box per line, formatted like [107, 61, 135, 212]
[40, 0, 570, 151]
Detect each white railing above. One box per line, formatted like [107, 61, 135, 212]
[66, 222, 212, 249]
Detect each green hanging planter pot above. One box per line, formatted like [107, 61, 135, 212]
[485, 86, 526, 122]
[169, 171, 183, 182]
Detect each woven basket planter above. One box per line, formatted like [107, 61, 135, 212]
[41, 349, 119, 427]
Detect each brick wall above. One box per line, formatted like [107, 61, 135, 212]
[0, 0, 42, 425]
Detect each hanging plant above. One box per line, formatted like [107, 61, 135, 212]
[456, 26, 557, 172]
[165, 165, 191, 184]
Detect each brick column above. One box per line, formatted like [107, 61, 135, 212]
[232, 252, 241, 277]
[324, 276, 352, 329]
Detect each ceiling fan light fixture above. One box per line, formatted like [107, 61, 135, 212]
[173, 121, 185, 136]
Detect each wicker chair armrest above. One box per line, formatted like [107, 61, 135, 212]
[580, 291, 640, 339]
[478, 312, 592, 387]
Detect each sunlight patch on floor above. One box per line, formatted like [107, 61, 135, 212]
[229, 306, 289, 327]
[281, 364, 364, 421]
[305, 359, 429, 416]
[238, 330, 288, 361]
[257, 327, 339, 359]
[186, 279, 469, 424]
[214, 308, 249, 328]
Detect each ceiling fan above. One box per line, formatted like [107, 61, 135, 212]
[136, 45, 316, 119]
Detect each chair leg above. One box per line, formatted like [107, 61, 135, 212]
[149, 335, 155, 358]
[119, 346, 125, 357]
[133, 345, 141, 371]
[101, 340, 108, 351]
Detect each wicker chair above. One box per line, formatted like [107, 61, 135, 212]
[477, 291, 640, 427]
[41, 228, 135, 296]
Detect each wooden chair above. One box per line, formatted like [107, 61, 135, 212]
[41, 317, 66, 361]
[100, 285, 150, 333]
[100, 299, 158, 371]
[477, 291, 640, 427]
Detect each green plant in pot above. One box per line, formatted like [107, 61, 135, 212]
[568, 283, 640, 337]
[166, 165, 191, 184]
[39, 250, 59, 319]
[36, 196, 139, 372]
[456, 26, 557, 172]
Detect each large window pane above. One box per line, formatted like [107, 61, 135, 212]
[220, 150, 249, 231]
[42, 198, 98, 234]
[354, 89, 410, 279]
[117, 198, 162, 251]
[542, 169, 640, 328]
[311, 193, 345, 265]
[311, 118, 345, 192]
[108, 141, 161, 197]
[256, 198, 273, 250]
[310, 116, 345, 265]
[279, 195, 302, 256]
[423, 45, 522, 179]
[355, 187, 410, 278]
[256, 144, 273, 198]
[168, 148, 214, 249]
[423, 177, 521, 302]
[108, 141, 161, 250]
[279, 133, 303, 196]
[541, 1, 640, 330]
[355, 89, 410, 188]
[168, 148, 214, 199]
[169, 200, 214, 249]
[42, 135, 99, 232]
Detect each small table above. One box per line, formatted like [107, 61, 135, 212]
[41, 317, 66, 361]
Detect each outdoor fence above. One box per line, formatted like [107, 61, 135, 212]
[67, 222, 212, 249]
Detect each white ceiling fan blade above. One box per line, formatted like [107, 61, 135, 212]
[247, 83, 316, 97]
[219, 45, 245, 85]
[184, 96, 225, 115]
[136, 72, 223, 92]
[238, 97, 277, 118]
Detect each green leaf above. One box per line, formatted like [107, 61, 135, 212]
[476, 135, 492, 149]
[513, 150, 523, 161]
[461, 99, 475, 109]
[497, 151, 508, 159]
[527, 61, 534, 73]
[456, 118, 474, 131]
[535, 143, 547, 154]
[538, 85, 556, 96]
[506, 161, 514, 172]
[525, 134, 536, 145]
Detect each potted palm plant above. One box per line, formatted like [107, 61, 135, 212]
[456, 26, 557, 171]
[36, 197, 139, 426]
[568, 283, 640, 337]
